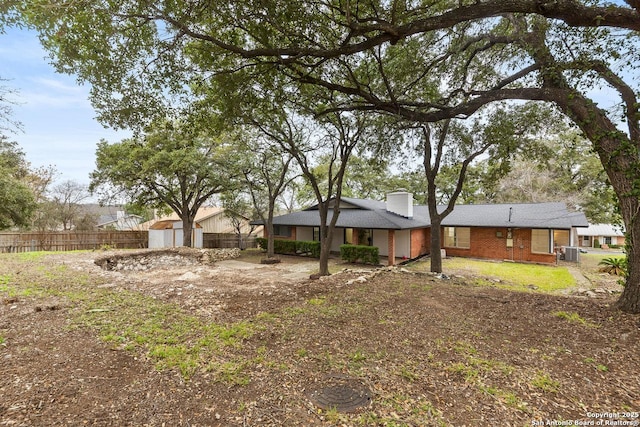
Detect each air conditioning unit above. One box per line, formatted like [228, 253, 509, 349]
[564, 246, 579, 262]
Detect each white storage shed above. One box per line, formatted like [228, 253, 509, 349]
[148, 220, 203, 248]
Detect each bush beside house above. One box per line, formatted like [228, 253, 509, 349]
[256, 238, 321, 258]
[340, 244, 380, 265]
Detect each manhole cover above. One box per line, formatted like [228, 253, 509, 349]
[307, 375, 372, 413]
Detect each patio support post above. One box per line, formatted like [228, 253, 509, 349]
[388, 230, 395, 266]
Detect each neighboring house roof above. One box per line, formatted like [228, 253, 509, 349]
[97, 213, 143, 228]
[149, 220, 203, 230]
[268, 198, 589, 230]
[139, 206, 261, 235]
[138, 207, 226, 230]
[576, 223, 625, 237]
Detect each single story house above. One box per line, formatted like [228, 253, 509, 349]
[576, 224, 625, 248]
[263, 191, 588, 265]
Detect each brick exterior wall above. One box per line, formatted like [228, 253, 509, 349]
[281, 225, 558, 265]
[443, 227, 556, 264]
[410, 228, 430, 258]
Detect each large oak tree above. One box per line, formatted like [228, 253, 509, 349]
[8, 1, 640, 311]
[90, 121, 240, 247]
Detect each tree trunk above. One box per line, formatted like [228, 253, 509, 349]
[181, 214, 193, 247]
[614, 195, 640, 312]
[616, 245, 640, 312]
[316, 204, 333, 276]
[318, 236, 332, 276]
[430, 219, 443, 273]
[266, 202, 276, 258]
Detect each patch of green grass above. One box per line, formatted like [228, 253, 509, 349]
[0, 335, 5, 345]
[553, 311, 599, 328]
[207, 359, 251, 386]
[453, 340, 478, 355]
[15, 251, 49, 262]
[398, 363, 420, 382]
[531, 371, 560, 393]
[479, 385, 528, 411]
[409, 257, 575, 292]
[150, 344, 199, 377]
[307, 296, 326, 305]
[447, 362, 480, 382]
[360, 393, 447, 426]
[584, 358, 609, 372]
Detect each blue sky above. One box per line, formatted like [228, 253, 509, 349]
[0, 27, 131, 186]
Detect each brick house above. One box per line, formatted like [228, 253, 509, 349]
[576, 224, 626, 248]
[265, 191, 588, 265]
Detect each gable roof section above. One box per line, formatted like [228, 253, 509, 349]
[576, 223, 625, 237]
[271, 199, 588, 230]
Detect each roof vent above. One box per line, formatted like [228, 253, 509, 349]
[386, 191, 414, 219]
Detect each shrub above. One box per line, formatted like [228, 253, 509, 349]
[274, 239, 297, 254]
[296, 240, 321, 258]
[598, 257, 627, 276]
[256, 238, 320, 258]
[340, 244, 379, 265]
[256, 237, 267, 250]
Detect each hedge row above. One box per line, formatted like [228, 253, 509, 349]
[256, 238, 321, 258]
[340, 244, 379, 265]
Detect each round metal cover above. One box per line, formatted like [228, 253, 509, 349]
[307, 375, 372, 413]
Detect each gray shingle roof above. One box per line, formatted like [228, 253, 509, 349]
[269, 199, 588, 230]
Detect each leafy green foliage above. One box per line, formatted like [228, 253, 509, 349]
[340, 244, 380, 265]
[598, 257, 628, 277]
[0, 136, 37, 229]
[256, 238, 321, 258]
[90, 121, 240, 246]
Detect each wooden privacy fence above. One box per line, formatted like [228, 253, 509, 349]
[203, 233, 258, 249]
[0, 231, 148, 253]
[0, 231, 257, 253]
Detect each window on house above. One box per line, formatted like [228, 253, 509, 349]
[273, 225, 292, 237]
[359, 229, 373, 246]
[443, 227, 470, 249]
[313, 227, 320, 241]
[603, 236, 612, 245]
[531, 229, 551, 253]
[344, 228, 353, 244]
[553, 230, 570, 248]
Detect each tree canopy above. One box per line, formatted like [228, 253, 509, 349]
[0, 136, 37, 229]
[90, 121, 240, 246]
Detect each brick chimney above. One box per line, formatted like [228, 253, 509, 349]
[386, 191, 414, 219]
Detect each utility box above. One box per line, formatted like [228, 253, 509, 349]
[563, 246, 579, 262]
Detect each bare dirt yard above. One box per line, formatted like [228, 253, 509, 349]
[1, 249, 639, 426]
